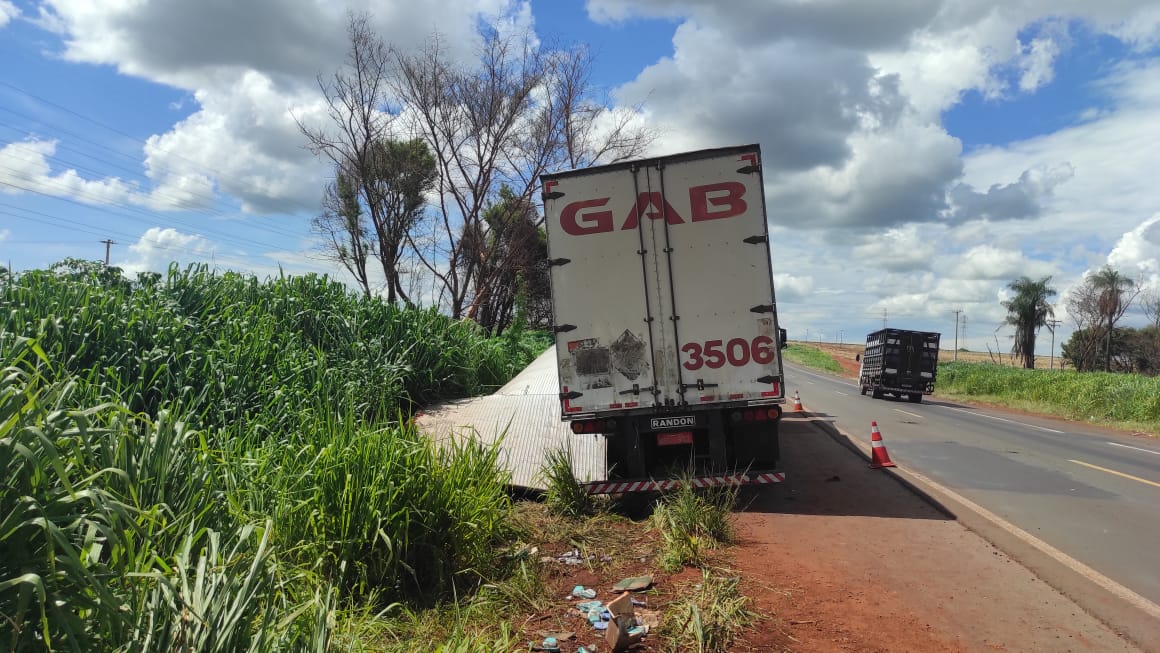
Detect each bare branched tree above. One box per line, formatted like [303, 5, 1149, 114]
[390, 28, 655, 329]
[1142, 288, 1160, 329]
[298, 13, 438, 304]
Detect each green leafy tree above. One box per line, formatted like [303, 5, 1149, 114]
[460, 185, 549, 334]
[1002, 276, 1056, 369]
[315, 169, 372, 296]
[1091, 266, 1138, 372]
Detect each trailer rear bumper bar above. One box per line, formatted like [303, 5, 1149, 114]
[878, 385, 934, 395]
[582, 471, 785, 495]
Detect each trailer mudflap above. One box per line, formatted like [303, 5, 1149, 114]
[582, 471, 785, 495]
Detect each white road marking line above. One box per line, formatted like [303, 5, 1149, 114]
[893, 408, 923, 419]
[805, 380, 815, 384]
[835, 391, 848, 396]
[1108, 442, 1160, 456]
[939, 405, 1063, 433]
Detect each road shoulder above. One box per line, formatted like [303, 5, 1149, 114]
[730, 414, 1144, 652]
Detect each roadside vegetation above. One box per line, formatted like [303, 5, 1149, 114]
[0, 262, 548, 651]
[781, 343, 843, 374]
[783, 341, 1160, 435]
[937, 363, 1160, 433]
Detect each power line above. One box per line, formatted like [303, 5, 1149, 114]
[0, 116, 319, 244]
[0, 171, 285, 254]
[0, 80, 325, 218]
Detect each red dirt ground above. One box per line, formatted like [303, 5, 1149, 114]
[517, 417, 1136, 652]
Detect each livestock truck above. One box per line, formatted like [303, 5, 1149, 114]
[541, 144, 788, 494]
[857, 328, 941, 403]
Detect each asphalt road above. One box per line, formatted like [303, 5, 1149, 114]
[783, 361, 1160, 606]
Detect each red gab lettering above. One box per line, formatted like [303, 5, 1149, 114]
[558, 183, 748, 236]
[690, 182, 746, 222]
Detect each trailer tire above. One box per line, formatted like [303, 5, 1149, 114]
[909, 393, 923, 404]
[871, 386, 883, 399]
[860, 384, 867, 396]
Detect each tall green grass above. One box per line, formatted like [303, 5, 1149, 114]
[938, 362, 1160, 431]
[651, 483, 737, 573]
[0, 263, 549, 650]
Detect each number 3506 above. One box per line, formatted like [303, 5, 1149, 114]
[682, 336, 775, 371]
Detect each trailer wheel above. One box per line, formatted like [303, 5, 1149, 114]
[908, 393, 923, 404]
[860, 385, 867, 396]
[871, 386, 883, 399]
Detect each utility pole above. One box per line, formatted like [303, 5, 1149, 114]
[839, 330, 844, 345]
[1046, 318, 1062, 370]
[952, 309, 962, 361]
[882, 309, 887, 329]
[961, 315, 967, 350]
[100, 239, 116, 266]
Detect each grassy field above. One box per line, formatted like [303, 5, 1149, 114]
[782, 343, 843, 374]
[1, 263, 551, 651]
[786, 341, 1160, 436]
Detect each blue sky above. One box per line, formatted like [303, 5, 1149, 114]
[2, 1, 1160, 355]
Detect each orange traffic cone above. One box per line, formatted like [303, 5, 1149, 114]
[869, 421, 896, 469]
[792, 390, 804, 412]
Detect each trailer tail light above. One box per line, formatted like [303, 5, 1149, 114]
[731, 405, 781, 424]
[570, 419, 616, 435]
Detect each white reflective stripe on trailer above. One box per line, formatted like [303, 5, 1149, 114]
[582, 472, 786, 494]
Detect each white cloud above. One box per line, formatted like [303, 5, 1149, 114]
[948, 244, 1057, 280]
[773, 273, 814, 302]
[0, 0, 19, 27]
[117, 226, 348, 283]
[0, 139, 141, 205]
[0, 138, 221, 211]
[120, 227, 215, 276]
[1107, 215, 1160, 291]
[852, 225, 937, 272]
[1018, 34, 1061, 92]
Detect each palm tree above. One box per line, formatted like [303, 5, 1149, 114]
[1090, 266, 1137, 372]
[1002, 276, 1056, 369]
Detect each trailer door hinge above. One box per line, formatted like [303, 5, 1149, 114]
[743, 234, 767, 245]
[547, 258, 571, 267]
[681, 379, 719, 391]
[618, 384, 655, 396]
[553, 324, 577, 333]
[749, 304, 774, 314]
[560, 390, 583, 400]
[756, 375, 779, 384]
[542, 190, 564, 200]
[736, 164, 761, 174]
